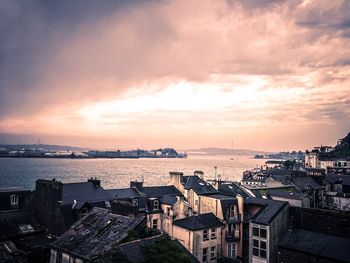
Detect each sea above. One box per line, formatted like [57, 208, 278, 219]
[0, 155, 266, 190]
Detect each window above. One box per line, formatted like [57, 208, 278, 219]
[152, 219, 158, 229]
[252, 225, 267, 259]
[210, 228, 216, 239]
[166, 207, 170, 216]
[228, 243, 237, 258]
[132, 199, 138, 206]
[56, 252, 62, 263]
[253, 226, 267, 238]
[210, 246, 216, 260]
[105, 201, 111, 208]
[229, 205, 235, 219]
[10, 194, 18, 206]
[153, 200, 159, 210]
[203, 229, 209, 240]
[202, 248, 208, 262]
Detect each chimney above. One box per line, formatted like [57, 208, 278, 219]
[170, 171, 183, 190]
[88, 177, 101, 187]
[130, 181, 143, 191]
[194, 170, 204, 180]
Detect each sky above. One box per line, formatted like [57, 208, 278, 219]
[0, 0, 350, 151]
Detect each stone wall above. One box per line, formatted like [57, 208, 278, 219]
[290, 206, 350, 238]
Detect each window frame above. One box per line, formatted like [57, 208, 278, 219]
[203, 229, 209, 241]
[210, 228, 216, 239]
[152, 219, 158, 229]
[210, 246, 216, 260]
[252, 224, 268, 259]
[10, 194, 19, 206]
[153, 200, 159, 210]
[228, 243, 237, 258]
[202, 248, 208, 262]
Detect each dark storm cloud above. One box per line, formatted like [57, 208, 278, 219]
[0, 0, 148, 118]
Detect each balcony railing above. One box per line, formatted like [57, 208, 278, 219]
[226, 229, 240, 242]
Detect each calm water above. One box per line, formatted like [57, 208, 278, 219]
[0, 155, 266, 190]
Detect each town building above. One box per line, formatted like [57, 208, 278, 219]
[172, 213, 224, 263]
[49, 207, 145, 263]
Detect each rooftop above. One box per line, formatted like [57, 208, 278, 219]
[61, 182, 112, 205]
[160, 195, 178, 206]
[218, 181, 251, 198]
[279, 229, 350, 262]
[51, 207, 145, 260]
[173, 213, 223, 231]
[182, 176, 218, 195]
[245, 197, 288, 225]
[0, 187, 29, 193]
[268, 189, 307, 200]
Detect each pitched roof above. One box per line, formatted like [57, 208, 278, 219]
[182, 176, 218, 195]
[278, 229, 350, 262]
[291, 176, 322, 190]
[173, 213, 223, 231]
[268, 189, 307, 200]
[61, 182, 112, 205]
[325, 175, 350, 186]
[142, 186, 182, 198]
[52, 207, 145, 260]
[245, 197, 288, 225]
[0, 209, 41, 241]
[218, 182, 252, 198]
[106, 188, 141, 199]
[160, 195, 178, 206]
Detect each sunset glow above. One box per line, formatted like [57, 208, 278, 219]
[1, 0, 350, 151]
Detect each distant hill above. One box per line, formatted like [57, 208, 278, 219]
[334, 132, 350, 158]
[184, 147, 272, 156]
[0, 144, 88, 152]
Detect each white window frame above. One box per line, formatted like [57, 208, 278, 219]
[152, 219, 158, 229]
[252, 224, 267, 259]
[210, 228, 216, 239]
[210, 246, 216, 260]
[229, 205, 235, 219]
[228, 243, 237, 258]
[202, 248, 208, 262]
[10, 194, 19, 206]
[203, 229, 209, 241]
[153, 200, 159, 210]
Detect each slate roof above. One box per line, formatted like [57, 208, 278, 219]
[52, 207, 145, 260]
[245, 197, 288, 225]
[0, 209, 42, 241]
[160, 195, 178, 206]
[118, 235, 200, 263]
[182, 176, 219, 195]
[173, 213, 223, 231]
[325, 175, 350, 186]
[218, 182, 252, 198]
[142, 186, 182, 198]
[291, 176, 322, 190]
[0, 187, 28, 193]
[106, 188, 141, 199]
[61, 182, 113, 205]
[278, 229, 350, 262]
[268, 189, 307, 200]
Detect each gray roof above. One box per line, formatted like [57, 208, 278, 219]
[245, 197, 288, 225]
[279, 229, 350, 262]
[160, 195, 178, 206]
[52, 207, 145, 260]
[268, 189, 307, 200]
[106, 188, 141, 199]
[142, 186, 182, 198]
[218, 182, 251, 198]
[173, 213, 223, 231]
[291, 176, 322, 190]
[182, 176, 218, 195]
[325, 175, 350, 186]
[61, 182, 112, 205]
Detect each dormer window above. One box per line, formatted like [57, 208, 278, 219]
[132, 199, 138, 206]
[10, 194, 19, 207]
[153, 200, 159, 210]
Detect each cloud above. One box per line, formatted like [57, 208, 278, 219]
[0, 0, 349, 150]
